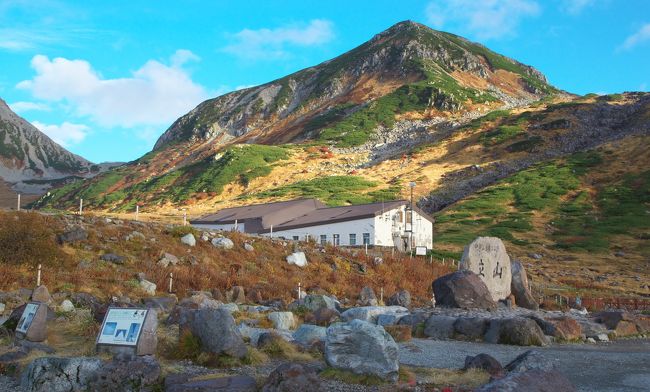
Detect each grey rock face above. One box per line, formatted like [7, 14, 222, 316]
[325, 319, 399, 382]
[268, 311, 295, 330]
[453, 317, 488, 340]
[180, 308, 247, 358]
[292, 324, 327, 347]
[303, 294, 338, 312]
[459, 237, 512, 302]
[57, 227, 88, 244]
[432, 270, 497, 310]
[91, 355, 161, 391]
[20, 356, 102, 392]
[212, 237, 234, 249]
[510, 261, 539, 310]
[464, 353, 504, 378]
[386, 290, 411, 308]
[484, 318, 547, 346]
[424, 315, 457, 339]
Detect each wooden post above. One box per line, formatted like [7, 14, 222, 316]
[297, 282, 301, 300]
[17, 194, 21, 211]
[234, 219, 238, 231]
[79, 198, 83, 215]
[183, 211, 187, 226]
[365, 243, 368, 255]
[380, 287, 384, 304]
[430, 254, 433, 264]
[135, 205, 139, 221]
[36, 264, 42, 286]
[270, 225, 273, 238]
[168, 273, 173, 293]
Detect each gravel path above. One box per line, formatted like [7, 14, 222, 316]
[399, 338, 650, 392]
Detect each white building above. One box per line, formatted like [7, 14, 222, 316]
[191, 198, 434, 250]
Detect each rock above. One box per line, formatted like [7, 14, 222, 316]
[125, 231, 145, 241]
[476, 369, 576, 392]
[504, 350, 555, 373]
[268, 312, 295, 330]
[286, 252, 307, 267]
[31, 285, 52, 304]
[373, 257, 383, 266]
[179, 308, 247, 358]
[20, 356, 102, 392]
[397, 312, 430, 334]
[586, 337, 596, 343]
[459, 237, 512, 302]
[594, 333, 609, 342]
[226, 286, 246, 304]
[100, 253, 126, 264]
[262, 362, 321, 392]
[91, 354, 161, 391]
[594, 310, 634, 329]
[211, 288, 224, 302]
[386, 290, 411, 308]
[157, 252, 179, 267]
[0, 302, 5, 314]
[246, 287, 264, 303]
[59, 300, 74, 313]
[340, 306, 409, 324]
[464, 353, 504, 378]
[528, 253, 543, 260]
[536, 316, 582, 341]
[165, 374, 257, 392]
[325, 319, 399, 382]
[70, 292, 100, 310]
[432, 270, 497, 310]
[244, 243, 255, 252]
[256, 331, 294, 349]
[454, 317, 488, 341]
[180, 233, 196, 247]
[376, 314, 403, 327]
[139, 279, 156, 296]
[484, 318, 547, 346]
[303, 294, 338, 312]
[219, 303, 240, 313]
[579, 319, 608, 338]
[292, 324, 327, 347]
[305, 307, 340, 326]
[142, 296, 177, 313]
[57, 226, 88, 244]
[424, 315, 457, 339]
[358, 286, 378, 306]
[383, 325, 412, 342]
[614, 320, 638, 337]
[510, 261, 539, 310]
[634, 315, 650, 333]
[211, 237, 234, 249]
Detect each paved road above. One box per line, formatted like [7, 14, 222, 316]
[399, 338, 650, 392]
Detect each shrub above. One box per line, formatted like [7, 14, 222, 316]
[0, 212, 67, 265]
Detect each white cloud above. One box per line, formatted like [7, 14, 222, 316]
[560, 0, 595, 15]
[32, 121, 89, 147]
[425, 0, 540, 40]
[620, 23, 650, 51]
[9, 101, 50, 112]
[223, 19, 334, 59]
[17, 50, 209, 128]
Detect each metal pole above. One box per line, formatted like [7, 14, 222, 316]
[37, 264, 42, 286]
[17, 194, 21, 211]
[79, 198, 83, 215]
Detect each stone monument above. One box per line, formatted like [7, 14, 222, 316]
[15, 302, 48, 342]
[459, 237, 512, 302]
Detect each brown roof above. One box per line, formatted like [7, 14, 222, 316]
[191, 198, 434, 233]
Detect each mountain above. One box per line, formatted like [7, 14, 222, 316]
[0, 98, 93, 184]
[155, 21, 554, 151]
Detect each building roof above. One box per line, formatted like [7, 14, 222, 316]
[191, 198, 434, 233]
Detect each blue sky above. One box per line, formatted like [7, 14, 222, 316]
[1, 0, 648, 163]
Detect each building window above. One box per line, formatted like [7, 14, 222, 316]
[292, 236, 299, 241]
[320, 235, 327, 245]
[396, 211, 403, 223]
[349, 233, 356, 246]
[406, 209, 412, 224]
[333, 234, 340, 246]
[362, 233, 370, 245]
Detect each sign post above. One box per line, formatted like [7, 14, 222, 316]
[96, 307, 157, 356]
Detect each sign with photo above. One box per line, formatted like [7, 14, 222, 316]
[415, 246, 428, 256]
[97, 308, 148, 346]
[16, 303, 40, 334]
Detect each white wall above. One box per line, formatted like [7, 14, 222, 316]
[374, 206, 433, 249]
[265, 217, 375, 246]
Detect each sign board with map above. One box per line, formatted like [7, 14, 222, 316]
[15, 302, 48, 342]
[16, 303, 40, 334]
[97, 308, 148, 347]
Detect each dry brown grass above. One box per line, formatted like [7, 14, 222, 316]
[405, 366, 490, 389]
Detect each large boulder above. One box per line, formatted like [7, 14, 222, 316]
[157, 252, 179, 267]
[504, 350, 555, 373]
[286, 252, 307, 267]
[180, 233, 196, 247]
[423, 315, 457, 340]
[533, 316, 582, 341]
[476, 369, 576, 392]
[432, 270, 497, 310]
[31, 285, 52, 304]
[459, 237, 512, 302]
[386, 290, 411, 308]
[358, 286, 378, 306]
[20, 356, 102, 392]
[211, 237, 234, 249]
[485, 318, 547, 346]
[325, 320, 399, 382]
[262, 363, 321, 392]
[463, 353, 504, 378]
[454, 317, 489, 341]
[510, 261, 539, 310]
[303, 294, 338, 312]
[305, 307, 340, 326]
[90, 355, 161, 391]
[340, 306, 409, 324]
[57, 226, 88, 244]
[268, 312, 295, 330]
[179, 308, 247, 358]
[292, 324, 327, 347]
